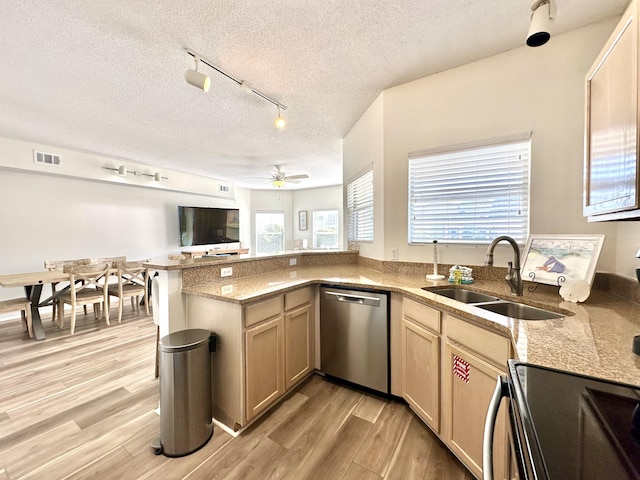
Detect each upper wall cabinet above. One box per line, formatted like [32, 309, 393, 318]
[584, 0, 640, 221]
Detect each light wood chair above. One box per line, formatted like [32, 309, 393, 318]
[0, 298, 33, 338]
[107, 261, 149, 323]
[44, 258, 92, 323]
[91, 256, 126, 265]
[57, 263, 111, 334]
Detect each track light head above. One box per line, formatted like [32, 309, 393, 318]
[184, 56, 211, 92]
[274, 105, 286, 129]
[527, 0, 553, 47]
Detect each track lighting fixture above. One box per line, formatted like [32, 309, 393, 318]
[274, 105, 286, 129]
[103, 166, 168, 182]
[527, 0, 554, 47]
[184, 49, 287, 129]
[184, 56, 211, 92]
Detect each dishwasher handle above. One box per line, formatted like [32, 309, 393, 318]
[322, 290, 381, 307]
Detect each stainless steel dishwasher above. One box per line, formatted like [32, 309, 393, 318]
[320, 286, 389, 394]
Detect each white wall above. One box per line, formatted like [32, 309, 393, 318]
[0, 165, 251, 305]
[344, 18, 629, 275]
[343, 94, 385, 259]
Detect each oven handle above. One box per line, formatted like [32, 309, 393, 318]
[483, 375, 509, 480]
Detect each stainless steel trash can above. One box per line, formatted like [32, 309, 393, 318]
[158, 328, 214, 457]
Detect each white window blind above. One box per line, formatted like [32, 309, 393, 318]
[347, 168, 374, 242]
[408, 139, 530, 245]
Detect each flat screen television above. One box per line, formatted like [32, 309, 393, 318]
[178, 206, 240, 247]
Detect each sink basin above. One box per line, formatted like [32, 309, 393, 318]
[423, 288, 499, 304]
[475, 301, 564, 320]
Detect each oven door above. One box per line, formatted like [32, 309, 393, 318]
[483, 375, 548, 480]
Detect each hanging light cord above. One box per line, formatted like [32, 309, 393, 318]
[186, 49, 287, 111]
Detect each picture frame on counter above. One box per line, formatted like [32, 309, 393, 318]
[298, 210, 308, 231]
[520, 234, 605, 286]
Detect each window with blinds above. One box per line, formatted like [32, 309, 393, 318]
[256, 211, 285, 254]
[347, 168, 374, 242]
[408, 138, 530, 245]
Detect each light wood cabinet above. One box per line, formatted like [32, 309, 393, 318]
[244, 286, 314, 422]
[285, 303, 313, 389]
[245, 315, 285, 420]
[401, 297, 441, 432]
[442, 315, 511, 480]
[186, 285, 314, 430]
[584, 0, 640, 220]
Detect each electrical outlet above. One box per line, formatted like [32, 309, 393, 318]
[289, 258, 297, 266]
[290, 271, 297, 279]
[221, 284, 233, 295]
[220, 267, 233, 278]
[391, 248, 399, 260]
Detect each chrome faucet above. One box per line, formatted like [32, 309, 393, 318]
[484, 235, 523, 296]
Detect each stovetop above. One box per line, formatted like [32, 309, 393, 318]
[508, 361, 640, 480]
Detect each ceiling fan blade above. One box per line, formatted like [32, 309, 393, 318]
[284, 174, 309, 180]
[286, 179, 301, 184]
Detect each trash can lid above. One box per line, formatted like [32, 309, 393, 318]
[159, 329, 212, 353]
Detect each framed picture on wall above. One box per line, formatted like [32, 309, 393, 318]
[299, 210, 308, 231]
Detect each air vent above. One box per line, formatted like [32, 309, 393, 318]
[34, 150, 61, 166]
[219, 184, 229, 193]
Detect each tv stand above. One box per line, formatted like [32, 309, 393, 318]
[181, 248, 249, 259]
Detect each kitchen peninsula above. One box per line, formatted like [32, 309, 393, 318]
[147, 250, 640, 478]
[148, 250, 640, 385]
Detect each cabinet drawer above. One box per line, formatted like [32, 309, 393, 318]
[403, 297, 441, 333]
[244, 296, 283, 328]
[284, 287, 311, 311]
[447, 316, 510, 368]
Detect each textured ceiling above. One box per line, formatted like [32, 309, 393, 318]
[0, 0, 628, 190]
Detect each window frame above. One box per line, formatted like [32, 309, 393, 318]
[255, 210, 285, 254]
[312, 209, 340, 249]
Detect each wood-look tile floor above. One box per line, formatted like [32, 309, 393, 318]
[0, 306, 473, 480]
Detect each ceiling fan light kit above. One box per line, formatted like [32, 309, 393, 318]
[269, 165, 309, 188]
[184, 49, 287, 129]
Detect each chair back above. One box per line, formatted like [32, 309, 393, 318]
[92, 256, 126, 267]
[151, 276, 167, 327]
[115, 261, 148, 289]
[44, 258, 91, 271]
[64, 263, 112, 297]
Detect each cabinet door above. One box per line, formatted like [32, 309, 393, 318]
[585, 0, 639, 218]
[443, 342, 509, 480]
[401, 318, 440, 432]
[285, 304, 313, 390]
[245, 315, 284, 421]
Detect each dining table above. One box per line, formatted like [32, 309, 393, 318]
[0, 270, 69, 340]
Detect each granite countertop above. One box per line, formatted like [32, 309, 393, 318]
[182, 264, 640, 387]
[146, 250, 354, 270]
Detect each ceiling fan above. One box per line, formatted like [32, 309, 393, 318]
[269, 165, 309, 188]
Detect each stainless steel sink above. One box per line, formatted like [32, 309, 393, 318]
[475, 301, 564, 320]
[423, 288, 499, 304]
